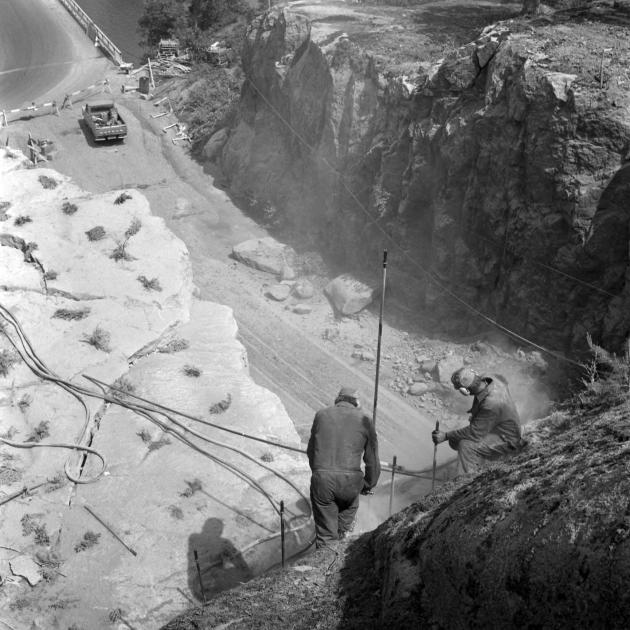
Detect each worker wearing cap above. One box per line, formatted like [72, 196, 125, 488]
[432, 367, 523, 473]
[307, 387, 380, 549]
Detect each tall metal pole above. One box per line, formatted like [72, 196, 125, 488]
[388, 455, 397, 516]
[432, 420, 439, 492]
[280, 500, 285, 569]
[372, 250, 388, 426]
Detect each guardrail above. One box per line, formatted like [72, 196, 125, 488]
[56, 0, 124, 66]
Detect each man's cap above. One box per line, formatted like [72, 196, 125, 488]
[451, 367, 478, 389]
[337, 387, 359, 399]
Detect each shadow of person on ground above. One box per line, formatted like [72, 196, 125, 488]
[187, 518, 252, 602]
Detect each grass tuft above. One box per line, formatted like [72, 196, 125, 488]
[209, 393, 232, 415]
[137, 275, 162, 291]
[0, 349, 19, 377]
[52, 307, 90, 321]
[260, 451, 274, 463]
[109, 375, 135, 400]
[82, 326, 111, 352]
[114, 192, 132, 205]
[21, 513, 50, 545]
[61, 201, 78, 215]
[169, 505, 184, 520]
[26, 420, 50, 443]
[110, 241, 134, 262]
[85, 226, 106, 241]
[158, 338, 189, 354]
[181, 478, 203, 497]
[17, 393, 32, 411]
[14, 215, 32, 226]
[183, 364, 201, 377]
[74, 531, 101, 553]
[38, 175, 58, 189]
[137, 428, 152, 443]
[125, 217, 142, 238]
[147, 435, 171, 452]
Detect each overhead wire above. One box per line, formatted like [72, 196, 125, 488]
[243, 75, 587, 368]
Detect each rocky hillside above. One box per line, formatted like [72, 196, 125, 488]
[204, 0, 630, 358]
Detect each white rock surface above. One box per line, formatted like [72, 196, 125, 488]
[324, 274, 375, 315]
[232, 237, 297, 275]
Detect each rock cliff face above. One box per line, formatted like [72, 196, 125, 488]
[215, 8, 630, 356]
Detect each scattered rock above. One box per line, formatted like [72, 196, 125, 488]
[266, 284, 291, 301]
[202, 128, 229, 161]
[352, 350, 376, 362]
[279, 264, 297, 281]
[435, 354, 464, 383]
[10, 555, 41, 586]
[232, 237, 297, 276]
[293, 278, 314, 299]
[324, 274, 375, 315]
[293, 304, 312, 315]
[408, 382, 429, 396]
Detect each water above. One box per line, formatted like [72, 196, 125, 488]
[74, 0, 145, 65]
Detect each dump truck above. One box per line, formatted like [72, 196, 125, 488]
[82, 99, 127, 142]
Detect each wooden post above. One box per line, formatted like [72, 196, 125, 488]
[148, 57, 155, 89]
[280, 500, 286, 569]
[388, 455, 397, 516]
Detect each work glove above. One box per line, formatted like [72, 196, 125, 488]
[360, 481, 373, 496]
[432, 430, 447, 445]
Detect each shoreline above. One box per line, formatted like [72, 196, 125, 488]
[0, 0, 110, 110]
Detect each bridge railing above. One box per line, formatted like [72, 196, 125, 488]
[56, 0, 124, 66]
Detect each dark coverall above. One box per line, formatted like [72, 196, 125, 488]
[447, 375, 523, 474]
[307, 401, 380, 548]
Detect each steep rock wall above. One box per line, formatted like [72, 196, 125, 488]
[215, 8, 630, 356]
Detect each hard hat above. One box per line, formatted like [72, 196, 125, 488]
[451, 367, 479, 389]
[337, 387, 359, 400]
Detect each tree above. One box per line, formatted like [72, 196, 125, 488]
[138, 0, 190, 48]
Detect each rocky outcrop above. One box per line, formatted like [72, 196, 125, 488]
[365, 404, 630, 628]
[0, 149, 311, 629]
[215, 8, 630, 356]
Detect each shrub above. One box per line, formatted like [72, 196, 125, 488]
[209, 393, 231, 415]
[21, 513, 50, 544]
[260, 451, 274, 463]
[17, 393, 32, 411]
[52, 307, 90, 321]
[43, 270, 58, 281]
[0, 349, 19, 377]
[137, 275, 162, 291]
[183, 364, 201, 377]
[61, 201, 78, 215]
[82, 326, 111, 352]
[110, 241, 134, 262]
[38, 175, 58, 189]
[137, 428, 152, 443]
[14, 215, 32, 226]
[74, 531, 101, 553]
[169, 505, 184, 520]
[85, 226, 106, 241]
[147, 435, 171, 452]
[158, 338, 189, 354]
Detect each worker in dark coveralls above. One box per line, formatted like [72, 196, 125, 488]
[432, 367, 523, 473]
[307, 387, 381, 549]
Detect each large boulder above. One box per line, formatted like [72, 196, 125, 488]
[232, 237, 297, 275]
[324, 275, 375, 315]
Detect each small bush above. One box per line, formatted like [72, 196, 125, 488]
[21, 514, 50, 545]
[61, 201, 78, 215]
[109, 608, 124, 622]
[43, 270, 58, 281]
[260, 451, 274, 463]
[183, 365, 201, 377]
[158, 338, 189, 354]
[45, 473, 66, 492]
[26, 420, 50, 443]
[0, 201, 11, 212]
[82, 326, 111, 352]
[38, 175, 58, 189]
[14, 215, 32, 226]
[125, 218, 142, 238]
[52, 307, 90, 321]
[114, 192, 132, 205]
[209, 393, 232, 415]
[0, 349, 19, 377]
[85, 226, 106, 241]
[180, 478, 203, 497]
[74, 531, 101, 553]
[137, 428, 152, 443]
[137, 275, 162, 291]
